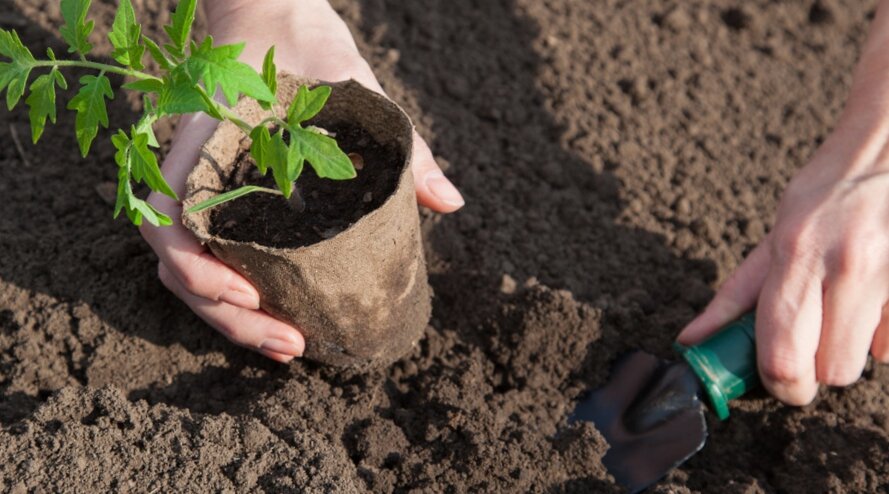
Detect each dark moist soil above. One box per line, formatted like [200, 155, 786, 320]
[2, 0, 888, 492]
[210, 121, 403, 248]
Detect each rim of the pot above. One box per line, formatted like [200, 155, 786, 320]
[181, 75, 415, 255]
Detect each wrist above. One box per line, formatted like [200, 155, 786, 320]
[202, 0, 358, 70]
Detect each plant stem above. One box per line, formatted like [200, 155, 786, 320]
[33, 60, 162, 81]
[215, 103, 253, 133]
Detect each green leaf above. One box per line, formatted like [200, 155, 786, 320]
[131, 127, 177, 199]
[52, 68, 67, 89]
[0, 29, 36, 110]
[67, 74, 113, 157]
[132, 197, 172, 226]
[135, 105, 159, 147]
[59, 0, 94, 55]
[249, 125, 271, 174]
[186, 185, 270, 213]
[268, 130, 292, 198]
[142, 35, 173, 69]
[286, 84, 331, 126]
[122, 78, 163, 93]
[290, 127, 355, 180]
[112, 129, 174, 226]
[259, 46, 276, 110]
[286, 138, 305, 182]
[109, 0, 144, 69]
[183, 36, 275, 106]
[25, 68, 64, 143]
[156, 71, 204, 115]
[163, 0, 197, 59]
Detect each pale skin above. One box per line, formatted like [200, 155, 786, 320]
[140, 0, 464, 363]
[144, 0, 888, 407]
[679, 2, 889, 405]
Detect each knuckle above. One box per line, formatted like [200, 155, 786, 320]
[214, 318, 253, 348]
[760, 353, 806, 384]
[818, 365, 861, 387]
[771, 225, 815, 265]
[871, 346, 889, 364]
[832, 240, 870, 277]
[180, 255, 216, 295]
[157, 264, 174, 289]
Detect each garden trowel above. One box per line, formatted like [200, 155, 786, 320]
[570, 314, 758, 493]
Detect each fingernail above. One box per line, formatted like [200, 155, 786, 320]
[219, 289, 260, 309]
[260, 338, 304, 357]
[425, 171, 465, 208]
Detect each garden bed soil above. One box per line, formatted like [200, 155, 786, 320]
[1, 0, 887, 492]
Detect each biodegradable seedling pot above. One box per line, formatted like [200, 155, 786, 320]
[182, 73, 432, 369]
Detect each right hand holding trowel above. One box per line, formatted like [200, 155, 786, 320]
[677, 1, 889, 405]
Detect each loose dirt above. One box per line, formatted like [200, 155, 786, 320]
[1, 0, 887, 492]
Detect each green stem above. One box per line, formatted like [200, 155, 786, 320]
[215, 103, 253, 134]
[33, 60, 161, 81]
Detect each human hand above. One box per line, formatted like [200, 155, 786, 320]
[678, 143, 889, 405]
[677, 3, 889, 405]
[140, 0, 464, 363]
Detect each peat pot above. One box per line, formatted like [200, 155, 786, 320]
[182, 73, 432, 369]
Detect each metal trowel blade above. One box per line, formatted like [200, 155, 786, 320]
[570, 351, 709, 493]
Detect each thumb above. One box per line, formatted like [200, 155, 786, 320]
[678, 241, 771, 344]
[410, 131, 465, 213]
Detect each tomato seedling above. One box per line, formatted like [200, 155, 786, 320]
[0, 0, 355, 226]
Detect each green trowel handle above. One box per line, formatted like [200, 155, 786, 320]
[674, 312, 758, 421]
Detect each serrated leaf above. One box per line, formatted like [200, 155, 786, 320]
[142, 35, 173, 69]
[130, 128, 177, 199]
[122, 78, 163, 93]
[186, 185, 268, 213]
[112, 129, 174, 226]
[249, 125, 271, 174]
[60, 0, 94, 55]
[291, 127, 355, 180]
[287, 85, 331, 126]
[135, 107, 158, 147]
[183, 36, 275, 106]
[109, 0, 144, 69]
[26, 69, 63, 143]
[268, 130, 292, 198]
[67, 74, 113, 156]
[259, 46, 276, 110]
[0, 29, 36, 110]
[163, 0, 196, 59]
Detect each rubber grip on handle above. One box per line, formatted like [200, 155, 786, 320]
[674, 312, 759, 420]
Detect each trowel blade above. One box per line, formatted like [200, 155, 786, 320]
[571, 351, 709, 493]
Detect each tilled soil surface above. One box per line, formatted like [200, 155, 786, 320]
[1, 0, 888, 492]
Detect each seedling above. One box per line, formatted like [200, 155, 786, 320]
[0, 0, 355, 226]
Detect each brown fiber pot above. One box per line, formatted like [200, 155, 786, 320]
[182, 73, 432, 369]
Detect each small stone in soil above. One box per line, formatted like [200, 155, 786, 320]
[500, 274, 517, 294]
[363, 192, 373, 203]
[349, 152, 365, 170]
[94, 182, 117, 205]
